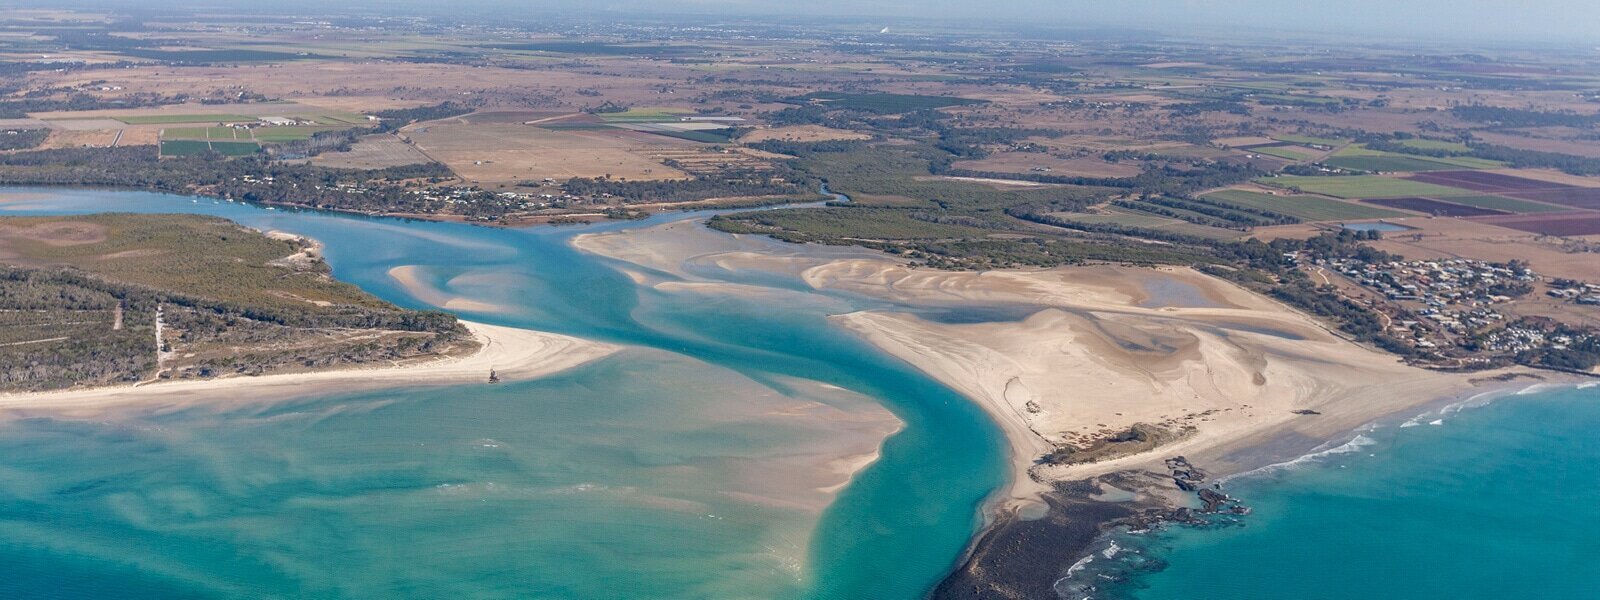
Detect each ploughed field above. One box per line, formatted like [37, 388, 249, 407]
[1467, 211, 1600, 236]
[1409, 171, 1600, 211]
[1406, 170, 1576, 192]
[1362, 197, 1509, 217]
[1200, 190, 1403, 221]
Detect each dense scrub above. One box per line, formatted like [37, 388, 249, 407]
[0, 215, 470, 391]
[558, 169, 808, 203]
[0, 128, 48, 151]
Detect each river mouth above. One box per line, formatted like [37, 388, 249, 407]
[0, 187, 1009, 599]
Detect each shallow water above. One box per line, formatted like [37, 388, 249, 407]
[0, 188, 1009, 599]
[1072, 385, 1600, 599]
[1136, 276, 1224, 309]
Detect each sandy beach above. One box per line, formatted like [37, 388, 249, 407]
[0, 320, 620, 413]
[573, 220, 1533, 506]
[812, 260, 1495, 490]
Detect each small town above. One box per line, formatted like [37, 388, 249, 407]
[1319, 254, 1600, 369]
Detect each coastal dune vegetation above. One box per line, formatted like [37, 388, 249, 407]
[0, 214, 473, 391]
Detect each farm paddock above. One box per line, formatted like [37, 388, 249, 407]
[1407, 170, 1574, 193]
[404, 123, 695, 185]
[1467, 212, 1600, 237]
[310, 134, 434, 169]
[1362, 197, 1509, 217]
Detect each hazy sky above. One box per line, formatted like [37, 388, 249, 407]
[68, 0, 1600, 44]
[587, 0, 1600, 43]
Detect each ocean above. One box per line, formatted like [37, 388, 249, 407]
[1066, 384, 1600, 599]
[0, 188, 1008, 599]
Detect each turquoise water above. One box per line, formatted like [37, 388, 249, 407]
[1084, 385, 1600, 599]
[0, 188, 1009, 598]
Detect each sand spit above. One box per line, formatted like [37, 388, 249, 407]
[571, 221, 905, 510]
[570, 219, 1503, 505]
[388, 265, 512, 313]
[0, 321, 619, 413]
[723, 377, 905, 513]
[812, 261, 1486, 495]
[571, 218, 883, 286]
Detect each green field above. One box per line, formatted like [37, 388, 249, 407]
[1255, 94, 1341, 106]
[120, 49, 324, 63]
[1324, 145, 1503, 172]
[1256, 175, 1472, 199]
[1250, 145, 1316, 161]
[116, 114, 256, 125]
[1211, 81, 1305, 93]
[1052, 210, 1241, 239]
[250, 126, 348, 142]
[489, 42, 698, 57]
[163, 123, 357, 143]
[306, 113, 371, 126]
[1201, 190, 1406, 221]
[1416, 155, 1505, 169]
[1323, 154, 1468, 172]
[597, 108, 692, 123]
[160, 139, 261, 157]
[161, 126, 247, 140]
[1398, 139, 1472, 153]
[800, 92, 986, 114]
[1271, 134, 1348, 147]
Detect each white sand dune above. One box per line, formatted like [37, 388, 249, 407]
[571, 219, 1544, 508]
[813, 261, 1503, 503]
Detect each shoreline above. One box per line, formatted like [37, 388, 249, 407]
[810, 260, 1491, 495]
[0, 183, 808, 229]
[556, 216, 1581, 597]
[933, 376, 1586, 599]
[0, 320, 620, 413]
[796, 259, 1585, 598]
[831, 311, 1055, 510]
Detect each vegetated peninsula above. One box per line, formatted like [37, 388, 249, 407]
[0, 213, 476, 392]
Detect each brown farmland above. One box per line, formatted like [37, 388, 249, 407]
[952, 153, 1143, 178]
[1501, 188, 1600, 211]
[1362, 197, 1508, 217]
[1467, 211, 1600, 237]
[404, 122, 693, 185]
[740, 125, 871, 144]
[1405, 170, 1600, 210]
[1407, 170, 1574, 193]
[310, 134, 433, 169]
